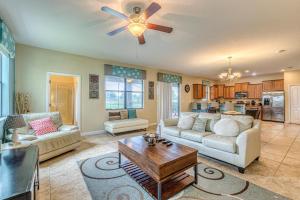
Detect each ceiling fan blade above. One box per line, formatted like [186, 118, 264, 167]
[138, 34, 145, 45]
[147, 23, 173, 33]
[101, 6, 129, 20]
[144, 2, 161, 19]
[107, 25, 128, 36]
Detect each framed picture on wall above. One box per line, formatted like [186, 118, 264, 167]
[148, 81, 154, 100]
[89, 74, 99, 99]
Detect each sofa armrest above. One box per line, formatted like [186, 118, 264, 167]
[58, 125, 79, 132]
[161, 119, 178, 127]
[236, 120, 261, 167]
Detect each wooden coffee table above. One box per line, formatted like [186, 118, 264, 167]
[118, 136, 198, 200]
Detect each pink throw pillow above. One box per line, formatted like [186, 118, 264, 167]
[29, 117, 57, 136]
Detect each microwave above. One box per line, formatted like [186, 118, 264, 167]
[235, 92, 248, 99]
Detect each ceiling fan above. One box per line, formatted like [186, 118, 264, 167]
[101, 2, 173, 45]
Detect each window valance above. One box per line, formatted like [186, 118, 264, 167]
[104, 64, 146, 80]
[157, 72, 182, 84]
[0, 19, 15, 58]
[202, 80, 211, 86]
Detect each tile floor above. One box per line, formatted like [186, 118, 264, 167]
[37, 122, 300, 200]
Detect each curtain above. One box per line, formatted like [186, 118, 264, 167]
[157, 81, 173, 123]
[157, 72, 182, 84]
[0, 19, 15, 58]
[104, 64, 146, 80]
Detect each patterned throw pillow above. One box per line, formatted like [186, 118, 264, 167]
[128, 109, 137, 119]
[177, 116, 195, 130]
[120, 110, 128, 120]
[192, 118, 208, 132]
[29, 117, 57, 136]
[109, 112, 121, 121]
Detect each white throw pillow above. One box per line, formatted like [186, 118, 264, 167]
[214, 118, 240, 137]
[177, 116, 195, 130]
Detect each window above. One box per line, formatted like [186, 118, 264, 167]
[105, 76, 144, 109]
[171, 83, 180, 118]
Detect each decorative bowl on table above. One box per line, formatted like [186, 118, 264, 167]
[143, 133, 157, 146]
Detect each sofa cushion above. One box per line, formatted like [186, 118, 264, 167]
[109, 111, 121, 121]
[23, 112, 63, 128]
[214, 118, 240, 137]
[128, 109, 137, 119]
[120, 110, 128, 120]
[34, 130, 81, 155]
[192, 118, 208, 132]
[198, 113, 221, 132]
[177, 115, 195, 130]
[162, 126, 181, 137]
[181, 130, 211, 143]
[104, 118, 148, 129]
[221, 115, 254, 133]
[202, 134, 237, 153]
[29, 117, 58, 136]
[58, 125, 79, 132]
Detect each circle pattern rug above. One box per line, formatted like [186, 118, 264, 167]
[77, 152, 289, 200]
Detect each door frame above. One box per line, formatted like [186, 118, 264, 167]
[46, 72, 81, 129]
[288, 84, 300, 124]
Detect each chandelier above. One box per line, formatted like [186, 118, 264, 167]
[218, 57, 241, 81]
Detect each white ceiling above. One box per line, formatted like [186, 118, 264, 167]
[1, 0, 300, 79]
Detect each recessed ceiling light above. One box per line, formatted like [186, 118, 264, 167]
[252, 72, 257, 76]
[278, 49, 286, 53]
[245, 70, 250, 73]
[287, 66, 294, 69]
[280, 69, 285, 72]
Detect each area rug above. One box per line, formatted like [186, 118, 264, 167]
[78, 152, 289, 200]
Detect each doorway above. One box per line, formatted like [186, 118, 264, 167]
[46, 73, 81, 127]
[289, 85, 300, 124]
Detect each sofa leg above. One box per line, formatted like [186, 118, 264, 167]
[238, 167, 245, 174]
[255, 157, 260, 161]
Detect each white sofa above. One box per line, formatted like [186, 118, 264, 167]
[14, 112, 81, 162]
[104, 118, 149, 135]
[161, 112, 261, 173]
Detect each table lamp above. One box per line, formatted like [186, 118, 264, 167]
[3, 115, 26, 145]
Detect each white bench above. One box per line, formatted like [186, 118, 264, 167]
[104, 118, 149, 135]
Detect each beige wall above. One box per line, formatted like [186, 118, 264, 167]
[218, 73, 283, 86]
[284, 70, 300, 123]
[15, 44, 209, 132]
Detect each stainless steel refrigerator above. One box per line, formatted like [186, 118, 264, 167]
[262, 92, 285, 122]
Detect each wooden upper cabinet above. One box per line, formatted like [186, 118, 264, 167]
[248, 84, 263, 99]
[193, 84, 204, 99]
[235, 82, 249, 92]
[263, 79, 284, 92]
[273, 79, 284, 91]
[210, 85, 218, 100]
[256, 84, 263, 98]
[217, 84, 224, 98]
[248, 84, 256, 99]
[262, 80, 273, 92]
[224, 86, 235, 99]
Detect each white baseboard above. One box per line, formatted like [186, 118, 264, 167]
[81, 130, 106, 136]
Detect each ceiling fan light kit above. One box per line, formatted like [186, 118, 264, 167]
[101, 2, 173, 45]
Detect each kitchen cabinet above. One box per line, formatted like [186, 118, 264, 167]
[217, 84, 224, 98]
[263, 79, 284, 92]
[210, 85, 218, 100]
[235, 82, 249, 92]
[273, 79, 284, 91]
[193, 84, 204, 99]
[248, 84, 262, 99]
[224, 86, 235, 99]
